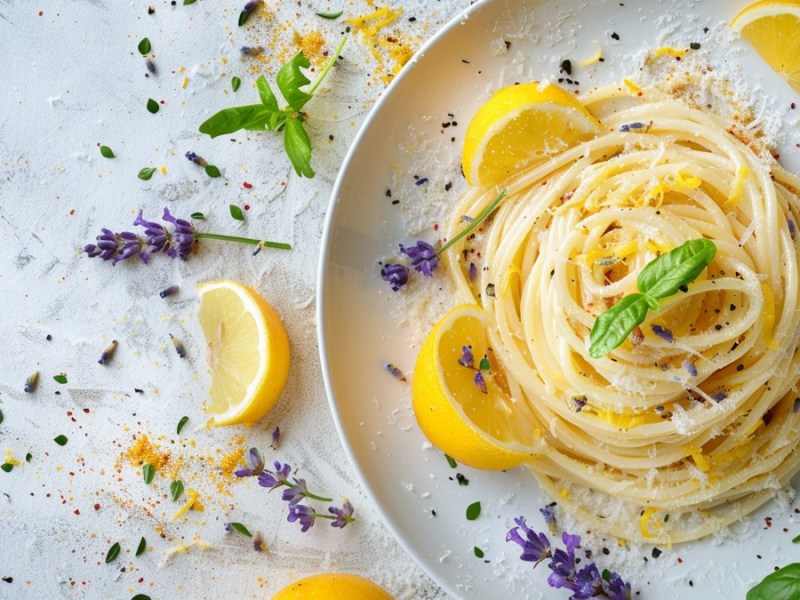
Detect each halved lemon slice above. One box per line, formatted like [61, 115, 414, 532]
[730, 0, 800, 93]
[411, 304, 542, 470]
[462, 81, 600, 188]
[197, 279, 290, 427]
[272, 573, 394, 600]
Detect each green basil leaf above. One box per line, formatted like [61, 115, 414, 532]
[177, 415, 189, 433]
[135, 537, 147, 556]
[0, 409, 3, 424]
[276, 52, 312, 111]
[316, 10, 343, 19]
[53, 374, 68, 384]
[231, 76, 241, 92]
[466, 501, 481, 521]
[747, 563, 800, 600]
[170, 480, 185, 502]
[473, 546, 485, 558]
[138, 167, 156, 180]
[146, 98, 160, 114]
[588, 293, 651, 359]
[238, 8, 254, 26]
[284, 116, 314, 177]
[268, 111, 287, 131]
[183, 0, 197, 4]
[142, 463, 155, 484]
[1, 463, 13, 473]
[100, 145, 115, 158]
[256, 75, 279, 111]
[105, 542, 121, 563]
[132, 595, 152, 600]
[54, 434, 68, 446]
[229, 522, 252, 537]
[198, 105, 271, 138]
[637, 238, 716, 299]
[138, 38, 151, 56]
[230, 205, 244, 220]
[205, 164, 221, 178]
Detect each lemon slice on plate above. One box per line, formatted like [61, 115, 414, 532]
[730, 0, 800, 93]
[462, 81, 600, 188]
[197, 279, 290, 427]
[272, 573, 394, 600]
[411, 304, 543, 470]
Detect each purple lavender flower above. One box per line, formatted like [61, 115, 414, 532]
[605, 571, 632, 600]
[282, 478, 308, 505]
[243, 0, 262, 10]
[469, 262, 478, 281]
[548, 532, 580, 588]
[235, 447, 265, 477]
[473, 371, 488, 394]
[133, 209, 171, 260]
[570, 563, 602, 599]
[682, 359, 697, 377]
[162, 208, 195, 259]
[85, 228, 145, 265]
[506, 516, 552, 566]
[271, 426, 281, 450]
[185, 151, 208, 167]
[328, 498, 355, 528]
[287, 503, 315, 532]
[540, 503, 558, 533]
[257, 461, 292, 489]
[790, 219, 796, 240]
[384, 362, 406, 381]
[381, 263, 409, 291]
[650, 324, 674, 343]
[240, 46, 265, 57]
[400, 240, 439, 277]
[712, 390, 728, 403]
[458, 345, 474, 368]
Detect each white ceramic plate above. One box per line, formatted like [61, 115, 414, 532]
[318, 1, 800, 598]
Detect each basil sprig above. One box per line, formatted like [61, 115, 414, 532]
[588, 238, 716, 358]
[199, 36, 346, 178]
[747, 563, 800, 600]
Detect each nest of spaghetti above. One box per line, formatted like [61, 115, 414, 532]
[443, 85, 800, 543]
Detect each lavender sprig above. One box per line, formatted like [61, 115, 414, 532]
[507, 516, 632, 600]
[83, 208, 290, 265]
[381, 189, 508, 291]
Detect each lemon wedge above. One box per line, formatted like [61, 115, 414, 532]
[272, 573, 394, 600]
[462, 81, 600, 188]
[411, 304, 542, 470]
[730, 0, 800, 93]
[197, 279, 290, 427]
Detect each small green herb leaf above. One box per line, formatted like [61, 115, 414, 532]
[138, 38, 151, 55]
[747, 563, 800, 600]
[637, 239, 716, 299]
[473, 546, 484, 558]
[445, 454, 457, 468]
[466, 501, 481, 521]
[238, 8, 254, 26]
[100, 145, 115, 158]
[0, 409, 3, 424]
[316, 10, 344, 19]
[231, 76, 241, 92]
[256, 75, 279, 111]
[184, 0, 197, 4]
[199, 104, 271, 138]
[205, 164, 221, 178]
[132, 595, 152, 600]
[1, 463, 13, 473]
[135, 537, 147, 556]
[478, 356, 490, 371]
[54, 435, 68, 446]
[146, 98, 160, 114]
[276, 52, 312, 111]
[105, 542, 121, 563]
[138, 167, 156, 180]
[177, 415, 189, 434]
[588, 293, 651, 359]
[142, 463, 155, 484]
[25, 453, 32, 462]
[229, 205, 244, 220]
[53, 374, 68, 384]
[170, 480, 185, 502]
[229, 522, 252, 537]
[284, 115, 314, 177]
[602, 568, 612, 582]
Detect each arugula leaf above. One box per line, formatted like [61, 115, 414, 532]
[284, 116, 313, 177]
[588, 294, 652, 359]
[199, 104, 271, 137]
[256, 75, 279, 111]
[276, 53, 312, 111]
[747, 564, 800, 600]
[638, 238, 716, 299]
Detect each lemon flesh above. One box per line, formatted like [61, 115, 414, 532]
[271, 573, 394, 600]
[730, 0, 800, 93]
[411, 304, 541, 470]
[462, 81, 600, 188]
[197, 279, 290, 427]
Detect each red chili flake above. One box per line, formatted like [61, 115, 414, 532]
[792, 102, 797, 109]
[83, 408, 90, 413]
[74, 509, 80, 515]
[765, 516, 773, 528]
[433, 223, 439, 231]
[38, 10, 43, 16]
[677, 557, 683, 564]
[243, 181, 253, 189]
[94, 503, 101, 511]
[160, 100, 165, 104]
[138, 577, 144, 583]
[243, 204, 250, 211]
[69, 209, 75, 216]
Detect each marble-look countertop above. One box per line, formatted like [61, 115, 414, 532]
[0, 1, 468, 597]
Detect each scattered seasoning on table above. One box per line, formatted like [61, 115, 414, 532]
[159, 285, 179, 298]
[651, 547, 662, 559]
[690, 42, 701, 50]
[456, 473, 469, 486]
[24, 371, 39, 393]
[474, 546, 485, 558]
[384, 362, 406, 381]
[169, 334, 187, 358]
[445, 454, 457, 468]
[611, 32, 620, 40]
[466, 501, 481, 520]
[98, 340, 118, 365]
[176, 416, 189, 434]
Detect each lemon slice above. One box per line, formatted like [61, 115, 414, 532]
[272, 573, 394, 600]
[730, 0, 800, 93]
[462, 81, 600, 188]
[411, 304, 542, 470]
[197, 279, 290, 427]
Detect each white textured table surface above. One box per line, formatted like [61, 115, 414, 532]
[0, 1, 467, 598]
